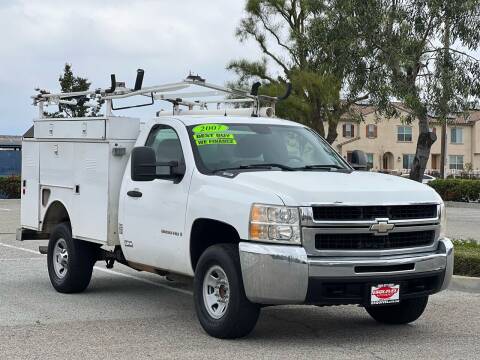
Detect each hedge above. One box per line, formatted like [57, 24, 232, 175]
[0, 176, 21, 199]
[429, 179, 480, 202]
[453, 240, 480, 278]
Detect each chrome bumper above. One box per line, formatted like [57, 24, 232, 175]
[239, 238, 454, 305]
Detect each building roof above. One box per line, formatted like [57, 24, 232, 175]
[0, 135, 22, 148]
[429, 110, 480, 126]
[341, 102, 480, 126]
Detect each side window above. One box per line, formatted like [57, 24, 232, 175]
[145, 126, 185, 176]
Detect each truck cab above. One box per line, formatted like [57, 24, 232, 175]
[18, 74, 453, 339]
[117, 115, 453, 337]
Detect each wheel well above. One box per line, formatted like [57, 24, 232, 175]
[190, 218, 241, 270]
[42, 201, 70, 233]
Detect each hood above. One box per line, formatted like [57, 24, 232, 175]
[229, 170, 442, 206]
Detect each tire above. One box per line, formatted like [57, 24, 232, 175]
[194, 244, 260, 339]
[47, 222, 96, 293]
[365, 296, 429, 324]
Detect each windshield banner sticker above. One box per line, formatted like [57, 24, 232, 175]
[192, 124, 236, 146]
[192, 124, 229, 133]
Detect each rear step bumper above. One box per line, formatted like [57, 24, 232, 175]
[16, 228, 49, 241]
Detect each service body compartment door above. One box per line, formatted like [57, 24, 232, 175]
[38, 141, 75, 231]
[20, 141, 40, 229]
[71, 142, 110, 243]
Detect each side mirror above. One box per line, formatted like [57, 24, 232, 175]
[131, 147, 156, 181]
[350, 150, 368, 171]
[131, 146, 187, 182]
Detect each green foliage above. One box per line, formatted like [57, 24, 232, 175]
[453, 240, 480, 278]
[353, 0, 480, 181]
[429, 179, 480, 202]
[44, 63, 103, 118]
[228, 0, 390, 143]
[0, 176, 21, 199]
[231, 0, 480, 180]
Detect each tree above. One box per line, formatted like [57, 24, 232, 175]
[360, 0, 480, 181]
[45, 63, 103, 118]
[228, 0, 392, 144]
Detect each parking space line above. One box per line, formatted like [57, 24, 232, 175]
[0, 242, 40, 255]
[0, 208, 12, 211]
[0, 257, 44, 261]
[0, 242, 193, 296]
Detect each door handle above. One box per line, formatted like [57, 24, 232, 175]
[127, 190, 142, 198]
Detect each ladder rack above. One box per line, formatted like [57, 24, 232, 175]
[33, 69, 291, 119]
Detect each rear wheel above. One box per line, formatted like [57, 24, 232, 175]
[365, 296, 429, 324]
[194, 244, 260, 338]
[47, 222, 96, 293]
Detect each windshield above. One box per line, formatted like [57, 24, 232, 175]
[188, 123, 350, 173]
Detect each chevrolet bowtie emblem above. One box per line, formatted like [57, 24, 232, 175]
[369, 219, 395, 234]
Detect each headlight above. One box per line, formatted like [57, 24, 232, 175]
[439, 203, 447, 238]
[249, 204, 301, 244]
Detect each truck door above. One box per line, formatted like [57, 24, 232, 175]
[121, 122, 191, 273]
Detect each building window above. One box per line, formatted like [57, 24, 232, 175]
[451, 127, 463, 144]
[366, 124, 377, 138]
[366, 153, 374, 169]
[397, 126, 412, 142]
[449, 155, 464, 170]
[403, 154, 415, 169]
[346, 151, 353, 163]
[343, 123, 355, 138]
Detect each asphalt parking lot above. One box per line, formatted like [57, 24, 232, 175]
[444, 202, 480, 242]
[1, 199, 479, 359]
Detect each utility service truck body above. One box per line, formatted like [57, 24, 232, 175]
[18, 73, 453, 338]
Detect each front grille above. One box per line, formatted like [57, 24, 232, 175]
[315, 230, 435, 250]
[312, 205, 437, 221]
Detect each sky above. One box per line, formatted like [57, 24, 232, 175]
[0, 0, 263, 135]
[1, 1, 479, 135]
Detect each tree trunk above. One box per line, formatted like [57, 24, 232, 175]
[310, 106, 326, 138]
[439, 13, 451, 179]
[440, 122, 447, 178]
[410, 117, 436, 182]
[325, 118, 339, 144]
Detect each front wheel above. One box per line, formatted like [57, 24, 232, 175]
[365, 296, 429, 324]
[194, 244, 260, 338]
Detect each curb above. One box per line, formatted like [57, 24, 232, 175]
[445, 201, 480, 209]
[449, 275, 480, 293]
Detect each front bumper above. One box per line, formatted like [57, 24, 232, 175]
[239, 238, 454, 305]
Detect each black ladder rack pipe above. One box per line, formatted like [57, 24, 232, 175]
[134, 69, 145, 91]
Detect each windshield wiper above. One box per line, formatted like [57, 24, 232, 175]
[214, 163, 295, 173]
[294, 164, 349, 171]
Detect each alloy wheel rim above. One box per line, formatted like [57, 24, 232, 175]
[202, 265, 230, 319]
[53, 238, 69, 279]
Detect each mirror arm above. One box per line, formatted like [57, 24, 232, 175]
[137, 161, 178, 168]
[154, 161, 179, 167]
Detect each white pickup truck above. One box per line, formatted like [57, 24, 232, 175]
[18, 74, 453, 339]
